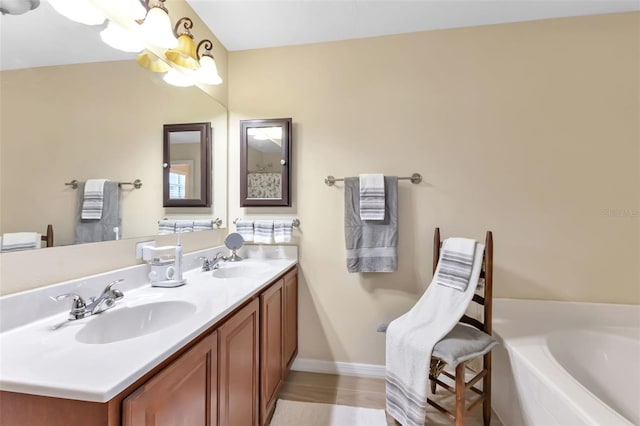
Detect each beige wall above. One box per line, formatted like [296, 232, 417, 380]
[229, 13, 640, 365]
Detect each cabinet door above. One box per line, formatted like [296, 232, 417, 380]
[260, 279, 284, 424]
[218, 298, 260, 426]
[283, 268, 298, 370]
[123, 331, 218, 426]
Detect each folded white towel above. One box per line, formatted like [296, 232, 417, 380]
[436, 238, 477, 291]
[359, 174, 385, 221]
[175, 220, 194, 233]
[274, 219, 294, 243]
[81, 179, 107, 220]
[1, 232, 41, 252]
[254, 220, 274, 244]
[193, 220, 214, 231]
[158, 220, 176, 234]
[386, 239, 483, 426]
[235, 220, 254, 242]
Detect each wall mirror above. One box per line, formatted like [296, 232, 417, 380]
[164, 122, 211, 207]
[240, 118, 292, 207]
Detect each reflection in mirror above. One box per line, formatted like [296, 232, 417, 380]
[0, 60, 227, 247]
[164, 122, 211, 207]
[240, 118, 292, 207]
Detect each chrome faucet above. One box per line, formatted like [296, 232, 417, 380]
[199, 252, 227, 271]
[53, 279, 125, 320]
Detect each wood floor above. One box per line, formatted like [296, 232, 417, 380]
[277, 370, 503, 426]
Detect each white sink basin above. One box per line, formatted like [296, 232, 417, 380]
[75, 301, 197, 344]
[212, 262, 271, 279]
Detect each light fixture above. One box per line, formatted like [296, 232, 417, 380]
[139, 0, 177, 49]
[137, 50, 170, 72]
[48, 0, 105, 25]
[195, 40, 223, 85]
[165, 18, 200, 70]
[163, 68, 194, 87]
[100, 21, 145, 53]
[108, 0, 147, 21]
[0, 0, 39, 15]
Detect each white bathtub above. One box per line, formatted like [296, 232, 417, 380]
[492, 298, 640, 426]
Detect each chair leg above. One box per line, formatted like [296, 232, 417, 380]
[483, 352, 492, 426]
[430, 379, 437, 394]
[455, 362, 466, 426]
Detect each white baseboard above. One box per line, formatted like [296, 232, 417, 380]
[291, 358, 385, 378]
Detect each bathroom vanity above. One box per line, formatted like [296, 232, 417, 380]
[0, 246, 298, 426]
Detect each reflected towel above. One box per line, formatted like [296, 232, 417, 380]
[193, 220, 214, 231]
[158, 220, 176, 234]
[235, 220, 254, 242]
[345, 176, 398, 272]
[175, 220, 194, 233]
[274, 219, 293, 243]
[75, 181, 121, 243]
[254, 220, 274, 244]
[81, 179, 107, 220]
[1, 232, 41, 252]
[359, 174, 385, 221]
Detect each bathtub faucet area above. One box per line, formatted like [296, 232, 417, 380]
[52, 279, 124, 320]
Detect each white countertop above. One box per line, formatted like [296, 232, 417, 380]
[0, 247, 297, 402]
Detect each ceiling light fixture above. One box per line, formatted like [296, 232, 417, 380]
[48, 0, 105, 25]
[136, 49, 171, 72]
[100, 20, 145, 53]
[139, 0, 177, 49]
[163, 68, 194, 87]
[0, 0, 40, 15]
[165, 18, 200, 70]
[195, 40, 223, 85]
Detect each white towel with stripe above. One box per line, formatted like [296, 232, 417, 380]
[359, 174, 385, 221]
[1, 232, 41, 252]
[436, 238, 477, 291]
[81, 179, 107, 220]
[254, 220, 274, 244]
[193, 220, 214, 231]
[385, 238, 484, 426]
[274, 220, 293, 243]
[158, 220, 176, 234]
[235, 220, 255, 242]
[175, 220, 194, 233]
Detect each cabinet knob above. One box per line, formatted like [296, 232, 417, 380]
[280, 159, 286, 166]
[163, 163, 168, 168]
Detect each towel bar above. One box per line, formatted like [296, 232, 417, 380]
[233, 218, 300, 227]
[324, 173, 422, 186]
[65, 179, 143, 189]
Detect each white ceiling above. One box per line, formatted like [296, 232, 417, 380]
[0, 0, 638, 70]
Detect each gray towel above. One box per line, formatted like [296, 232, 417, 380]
[75, 181, 121, 243]
[344, 176, 398, 272]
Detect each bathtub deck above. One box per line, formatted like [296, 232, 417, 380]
[278, 370, 504, 425]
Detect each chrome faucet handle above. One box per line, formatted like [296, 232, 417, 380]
[101, 279, 124, 300]
[212, 251, 226, 261]
[51, 293, 88, 320]
[198, 256, 213, 271]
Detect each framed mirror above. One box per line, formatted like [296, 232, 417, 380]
[240, 118, 292, 207]
[163, 122, 211, 207]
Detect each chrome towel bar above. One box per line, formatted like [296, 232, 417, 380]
[65, 179, 143, 189]
[234, 218, 300, 227]
[324, 173, 422, 186]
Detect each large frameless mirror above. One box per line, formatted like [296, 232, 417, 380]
[240, 118, 292, 207]
[163, 122, 211, 207]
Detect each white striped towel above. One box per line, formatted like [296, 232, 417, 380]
[436, 238, 477, 291]
[386, 239, 483, 426]
[193, 220, 214, 231]
[175, 220, 194, 233]
[254, 220, 274, 244]
[274, 220, 293, 243]
[359, 174, 385, 221]
[1, 232, 41, 252]
[81, 179, 107, 220]
[158, 220, 176, 234]
[235, 220, 254, 242]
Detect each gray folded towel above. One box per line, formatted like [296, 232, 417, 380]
[344, 176, 398, 272]
[193, 220, 214, 231]
[158, 220, 176, 234]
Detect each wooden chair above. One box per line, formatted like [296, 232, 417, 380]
[41, 224, 54, 247]
[428, 227, 494, 426]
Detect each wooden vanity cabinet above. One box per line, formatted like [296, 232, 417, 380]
[122, 331, 218, 426]
[260, 279, 284, 424]
[218, 298, 260, 426]
[283, 267, 298, 371]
